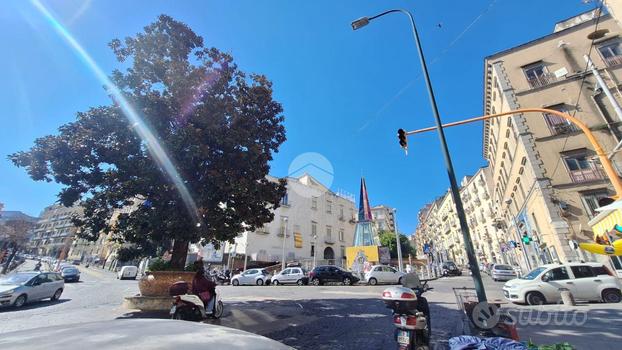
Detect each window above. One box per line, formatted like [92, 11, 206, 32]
[326, 200, 332, 214]
[326, 226, 332, 239]
[311, 221, 317, 237]
[581, 190, 610, 218]
[523, 62, 552, 88]
[591, 265, 611, 276]
[280, 192, 289, 206]
[339, 229, 344, 242]
[563, 152, 604, 183]
[543, 105, 577, 135]
[311, 196, 318, 210]
[598, 41, 622, 67]
[570, 265, 594, 279]
[310, 244, 315, 257]
[339, 205, 344, 220]
[340, 246, 345, 258]
[544, 267, 570, 281]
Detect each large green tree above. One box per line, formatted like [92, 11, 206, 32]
[379, 230, 415, 259]
[10, 15, 286, 269]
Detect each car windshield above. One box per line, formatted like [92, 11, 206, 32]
[494, 265, 513, 270]
[63, 268, 78, 274]
[520, 267, 547, 280]
[0, 272, 38, 285]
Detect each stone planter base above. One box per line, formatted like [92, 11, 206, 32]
[124, 296, 174, 311]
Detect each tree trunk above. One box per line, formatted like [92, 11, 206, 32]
[170, 240, 189, 270]
[1, 243, 17, 274]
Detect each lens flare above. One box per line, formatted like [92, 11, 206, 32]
[31, 0, 200, 223]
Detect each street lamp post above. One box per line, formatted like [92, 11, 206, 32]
[393, 208, 403, 272]
[312, 234, 318, 269]
[352, 9, 488, 302]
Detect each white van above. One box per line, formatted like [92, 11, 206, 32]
[117, 266, 138, 280]
[503, 262, 622, 305]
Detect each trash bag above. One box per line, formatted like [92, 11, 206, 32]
[449, 336, 528, 350]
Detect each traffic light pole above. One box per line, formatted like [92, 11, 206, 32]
[509, 213, 532, 273]
[392, 9, 488, 303]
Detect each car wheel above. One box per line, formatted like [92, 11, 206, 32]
[311, 278, 320, 286]
[296, 279, 304, 286]
[13, 294, 27, 308]
[397, 277, 403, 285]
[368, 277, 378, 286]
[256, 279, 264, 286]
[51, 289, 63, 301]
[343, 277, 352, 286]
[272, 279, 279, 286]
[602, 289, 622, 303]
[232, 279, 239, 286]
[526, 291, 546, 305]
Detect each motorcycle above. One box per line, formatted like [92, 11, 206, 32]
[168, 281, 224, 321]
[382, 275, 433, 350]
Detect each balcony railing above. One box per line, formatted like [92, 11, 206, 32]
[604, 55, 622, 67]
[569, 167, 605, 183]
[527, 73, 558, 89]
[324, 235, 335, 244]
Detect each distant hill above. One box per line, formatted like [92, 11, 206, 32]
[0, 211, 39, 223]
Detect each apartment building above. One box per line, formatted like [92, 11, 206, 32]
[227, 174, 357, 268]
[371, 205, 396, 232]
[483, 10, 622, 273]
[29, 204, 83, 258]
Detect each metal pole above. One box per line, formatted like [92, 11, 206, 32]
[282, 218, 288, 271]
[402, 10, 487, 302]
[312, 234, 317, 269]
[393, 208, 403, 271]
[509, 213, 532, 272]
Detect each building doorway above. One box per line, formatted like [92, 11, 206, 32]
[323, 247, 334, 260]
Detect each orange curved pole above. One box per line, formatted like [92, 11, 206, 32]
[406, 108, 622, 199]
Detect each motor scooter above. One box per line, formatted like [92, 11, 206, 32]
[169, 281, 224, 321]
[382, 275, 433, 350]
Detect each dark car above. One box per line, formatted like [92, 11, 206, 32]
[309, 265, 359, 286]
[441, 261, 462, 277]
[60, 267, 80, 282]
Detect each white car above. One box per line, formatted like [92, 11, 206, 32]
[231, 268, 272, 286]
[503, 262, 622, 305]
[117, 266, 138, 280]
[490, 264, 517, 282]
[365, 265, 406, 285]
[271, 267, 308, 286]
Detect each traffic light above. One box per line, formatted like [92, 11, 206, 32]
[397, 128, 408, 153]
[522, 233, 532, 245]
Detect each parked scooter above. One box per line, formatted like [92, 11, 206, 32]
[169, 281, 224, 321]
[382, 274, 433, 350]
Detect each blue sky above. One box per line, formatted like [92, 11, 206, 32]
[0, 0, 592, 234]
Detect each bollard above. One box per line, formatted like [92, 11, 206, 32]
[559, 288, 576, 306]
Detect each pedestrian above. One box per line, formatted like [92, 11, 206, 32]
[405, 264, 412, 273]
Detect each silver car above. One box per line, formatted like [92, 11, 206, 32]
[231, 268, 272, 286]
[491, 264, 517, 282]
[0, 272, 65, 308]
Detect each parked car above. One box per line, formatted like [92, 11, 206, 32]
[60, 267, 80, 282]
[71, 259, 81, 265]
[490, 264, 517, 282]
[0, 271, 65, 308]
[271, 267, 308, 285]
[231, 268, 272, 286]
[117, 266, 139, 280]
[365, 265, 406, 285]
[309, 265, 360, 286]
[503, 262, 622, 305]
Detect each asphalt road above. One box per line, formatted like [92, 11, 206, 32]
[3, 263, 622, 350]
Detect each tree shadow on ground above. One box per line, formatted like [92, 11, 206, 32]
[0, 298, 70, 313]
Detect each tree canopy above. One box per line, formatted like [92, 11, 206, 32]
[10, 15, 287, 268]
[378, 230, 415, 259]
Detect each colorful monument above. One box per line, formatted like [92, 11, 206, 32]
[346, 178, 387, 275]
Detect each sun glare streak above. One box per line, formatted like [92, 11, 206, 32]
[31, 0, 200, 223]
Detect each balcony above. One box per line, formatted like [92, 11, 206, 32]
[604, 55, 622, 67]
[569, 168, 605, 184]
[324, 235, 335, 244]
[527, 73, 559, 89]
[338, 215, 345, 222]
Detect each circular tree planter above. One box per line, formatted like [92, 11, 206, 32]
[138, 271, 196, 297]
